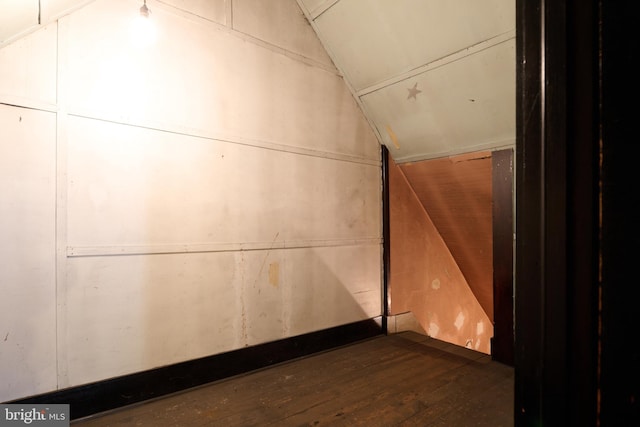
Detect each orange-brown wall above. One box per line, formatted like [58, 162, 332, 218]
[399, 152, 493, 321]
[389, 154, 493, 353]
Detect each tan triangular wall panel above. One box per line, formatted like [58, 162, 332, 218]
[389, 157, 492, 354]
[400, 152, 493, 321]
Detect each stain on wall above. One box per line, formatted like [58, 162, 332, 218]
[269, 262, 280, 287]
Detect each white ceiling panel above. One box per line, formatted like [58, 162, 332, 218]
[361, 39, 515, 163]
[312, 0, 514, 92]
[40, 0, 93, 22]
[0, 0, 38, 44]
[297, 0, 338, 19]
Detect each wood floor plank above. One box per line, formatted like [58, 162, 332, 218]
[303, 343, 504, 426]
[276, 347, 477, 425]
[72, 332, 513, 427]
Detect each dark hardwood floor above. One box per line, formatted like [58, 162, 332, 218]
[72, 331, 514, 426]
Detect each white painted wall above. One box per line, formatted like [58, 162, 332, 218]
[0, 0, 382, 401]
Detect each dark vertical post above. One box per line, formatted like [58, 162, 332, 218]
[381, 145, 390, 334]
[491, 148, 514, 366]
[565, 2, 600, 424]
[599, 2, 639, 425]
[515, 0, 599, 425]
[515, 0, 545, 422]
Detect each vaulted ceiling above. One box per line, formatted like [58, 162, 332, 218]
[1, 0, 515, 164]
[295, 0, 515, 163]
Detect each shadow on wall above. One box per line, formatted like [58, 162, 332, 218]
[62, 119, 382, 388]
[64, 244, 380, 387]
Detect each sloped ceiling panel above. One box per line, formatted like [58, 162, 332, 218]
[0, 0, 93, 45]
[298, 0, 516, 162]
[362, 39, 515, 163]
[0, 0, 38, 44]
[306, 0, 513, 91]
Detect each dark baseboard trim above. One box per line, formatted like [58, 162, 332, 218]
[10, 318, 383, 420]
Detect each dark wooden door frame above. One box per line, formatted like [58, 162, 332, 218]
[492, 148, 514, 366]
[515, 0, 599, 424]
[382, 146, 515, 365]
[515, 0, 638, 425]
[381, 144, 391, 334]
